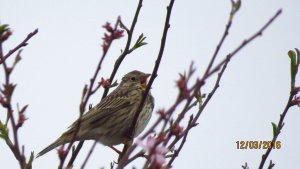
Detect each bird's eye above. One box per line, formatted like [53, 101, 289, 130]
[130, 77, 136, 81]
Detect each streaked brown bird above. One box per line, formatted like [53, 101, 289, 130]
[37, 70, 154, 158]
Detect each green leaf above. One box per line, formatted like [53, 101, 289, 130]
[295, 48, 300, 74]
[234, 0, 241, 12]
[288, 49, 299, 87]
[230, 0, 242, 19]
[237, 1, 241, 9]
[0, 24, 9, 36]
[195, 91, 203, 108]
[109, 80, 118, 88]
[25, 152, 34, 169]
[139, 42, 148, 46]
[0, 121, 8, 140]
[288, 50, 296, 65]
[271, 122, 278, 137]
[132, 34, 147, 50]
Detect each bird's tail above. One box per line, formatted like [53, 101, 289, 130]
[36, 138, 63, 158]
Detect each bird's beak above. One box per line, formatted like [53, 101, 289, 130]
[145, 73, 151, 78]
[140, 73, 151, 85]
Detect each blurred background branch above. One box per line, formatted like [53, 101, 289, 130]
[0, 25, 38, 169]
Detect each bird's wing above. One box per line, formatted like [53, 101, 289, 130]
[66, 87, 134, 132]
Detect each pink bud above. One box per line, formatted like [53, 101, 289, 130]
[100, 77, 110, 88]
[176, 75, 189, 99]
[57, 146, 67, 160]
[102, 33, 113, 43]
[156, 133, 165, 142]
[0, 95, 8, 108]
[102, 43, 109, 53]
[291, 96, 300, 107]
[172, 123, 183, 136]
[112, 30, 124, 39]
[17, 113, 28, 128]
[156, 109, 165, 118]
[102, 22, 113, 32]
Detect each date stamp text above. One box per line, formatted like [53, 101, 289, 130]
[236, 141, 281, 149]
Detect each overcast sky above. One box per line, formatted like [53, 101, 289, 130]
[1, 0, 300, 168]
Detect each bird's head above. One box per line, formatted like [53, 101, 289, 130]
[120, 70, 151, 88]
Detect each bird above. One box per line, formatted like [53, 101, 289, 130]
[36, 70, 154, 158]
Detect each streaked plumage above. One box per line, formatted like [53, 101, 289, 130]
[37, 70, 154, 158]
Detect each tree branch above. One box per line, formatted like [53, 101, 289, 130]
[204, 9, 282, 81]
[117, 0, 176, 167]
[258, 48, 300, 169]
[101, 0, 144, 100]
[0, 27, 38, 169]
[0, 29, 38, 64]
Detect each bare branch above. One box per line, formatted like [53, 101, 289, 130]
[101, 0, 144, 99]
[258, 48, 300, 169]
[0, 27, 38, 169]
[204, 9, 282, 80]
[0, 29, 38, 64]
[62, 18, 123, 169]
[117, 0, 176, 168]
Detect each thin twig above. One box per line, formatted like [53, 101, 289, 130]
[101, 0, 144, 100]
[204, 9, 282, 81]
[80, 141, 98, 169]
[0, 28, 38, 169]
[67, 0, 147, 167]
[161, 6, 236, 147]
[117, 7, 282, 169]
[67, 141, 84, 167]
[0, 29, 38, 64]
[203, 10, 233, 78]
[257, 50, 300, 168]
[163, 97, 193, 146]
[129, 0, 175, 148]
[125, 150, 146, 166]
[69, 0, 147, 167]
[258, 83, 297, 168]
[117, 0, 176, 168]
[164, 9, 282, 167]
[193, 57, 230, 125]
[167, 58, 230, 151]
[167, 115, 193, 167]
[63, 18, 122, 169]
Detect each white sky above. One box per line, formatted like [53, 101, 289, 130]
[0, 0, 300, 168]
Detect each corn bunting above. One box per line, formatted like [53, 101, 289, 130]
[37, 70, 154, 158]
